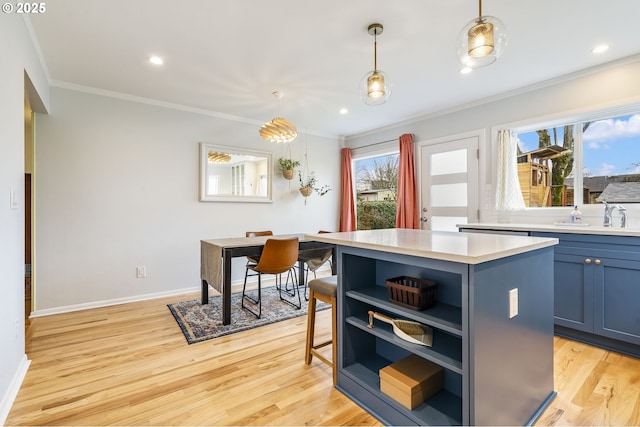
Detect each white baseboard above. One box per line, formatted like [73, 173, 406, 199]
[0, 354, 31, 426]
[30, 286, 200, 318]
[28, 265, 334, 318]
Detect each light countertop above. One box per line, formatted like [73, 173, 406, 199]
[458, 223, 640, 237]
[306, 228, 557, 265]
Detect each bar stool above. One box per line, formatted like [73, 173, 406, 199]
[305, 275, 337, 385]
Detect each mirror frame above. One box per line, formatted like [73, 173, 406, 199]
[199, 143, 273, 203]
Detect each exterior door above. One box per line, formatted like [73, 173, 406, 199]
[418, 135, 479, 231]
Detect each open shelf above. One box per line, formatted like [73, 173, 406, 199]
[346, 287, 462, 336]
[343, 356, 463, 426]
[346, 316, 463, 373]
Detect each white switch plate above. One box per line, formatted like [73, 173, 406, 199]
[10, 187, 18, 209]
[509, 288, 518, 318]
[136, 266, 146, 278]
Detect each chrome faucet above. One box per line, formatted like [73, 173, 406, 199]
[603, 200, 627, 228]
[603, 200, 616, 227]
[617, 205, 627, 228]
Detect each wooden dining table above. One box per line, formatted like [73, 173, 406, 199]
[200, 233, 336, 325]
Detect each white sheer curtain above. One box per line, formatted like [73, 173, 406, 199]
[495, 129, 526, 211]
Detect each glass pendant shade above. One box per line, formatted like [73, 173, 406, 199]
[259, 117, 297, 143]
[360, 70, 391, 105]
[456, 14, 506, 69]
[468, 20, 494, 57]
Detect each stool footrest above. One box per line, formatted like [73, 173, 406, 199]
[312, 340, 331, 350]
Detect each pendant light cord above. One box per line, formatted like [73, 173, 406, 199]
[373, 32, 378, 71]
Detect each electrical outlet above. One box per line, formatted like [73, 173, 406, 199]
[509, 288, 518, 318]
[136, 266, 146, 278]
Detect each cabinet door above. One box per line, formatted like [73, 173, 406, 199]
[594, 257, 640, 345]
[553, 252, 594, 332]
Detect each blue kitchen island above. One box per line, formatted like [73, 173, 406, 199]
[308, 229, 558, 426]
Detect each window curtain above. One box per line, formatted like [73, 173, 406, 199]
[395, 134, 419, 229]
[339, 148, 356, 232]
[495, 129, 526, 211]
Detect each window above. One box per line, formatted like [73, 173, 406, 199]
[515, 111, 640, 207]
[354, 152, 399, 229]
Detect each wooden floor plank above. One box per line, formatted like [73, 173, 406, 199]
[7, 291, 640, 426]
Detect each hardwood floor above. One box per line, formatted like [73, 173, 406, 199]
[534, 336, 640, 426]
[7, 292, 640, 426]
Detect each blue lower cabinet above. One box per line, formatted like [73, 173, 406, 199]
[533, 232, 640, 353]
[553, 251, 594, 332]
[596, 257, 640, 345]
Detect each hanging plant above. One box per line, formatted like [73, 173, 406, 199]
[298, 171, 330, 200]
[297, 130, 330, 204]
[277, 157, 300, 180]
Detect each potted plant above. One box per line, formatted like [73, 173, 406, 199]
[298, 171, 331, 201]
[277, 157, 300, 180]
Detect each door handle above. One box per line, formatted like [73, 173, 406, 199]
[585, 258, 592, 264]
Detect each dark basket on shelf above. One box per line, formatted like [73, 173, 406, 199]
[385, 276, 437, 311]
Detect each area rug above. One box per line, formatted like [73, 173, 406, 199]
[168, 286, 329, 344]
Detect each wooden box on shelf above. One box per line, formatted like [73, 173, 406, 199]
[379, 354, 444, 410]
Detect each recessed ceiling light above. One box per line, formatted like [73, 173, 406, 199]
[459, 66, 472, 74]
[339, 108, 348, 115]
[149, 56, 164, 65]
[591, 44, 609, 54]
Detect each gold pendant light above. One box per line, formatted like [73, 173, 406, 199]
[359, 23, 391, 106]
[207, 151, 231, 163]
[456, 0, 507, 69]
[259, 91, 297, 143]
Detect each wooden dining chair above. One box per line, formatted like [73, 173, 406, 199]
[242, 237, 300, 318]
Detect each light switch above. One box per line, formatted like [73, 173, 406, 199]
[10, 187, 18, 209]
[509, 288, 518, 318]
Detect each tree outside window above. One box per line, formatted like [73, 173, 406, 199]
[516, 113, 640, 207]
[354, 153, 399, 229]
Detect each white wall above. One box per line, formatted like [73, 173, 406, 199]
[33, 87, 340, 313]
[346, 56, 640, 226]
[0, 14, 49, 425]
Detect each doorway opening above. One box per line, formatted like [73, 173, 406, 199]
[24, 99, 33, 319]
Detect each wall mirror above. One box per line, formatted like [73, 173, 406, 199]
[199, 143, 273, 203]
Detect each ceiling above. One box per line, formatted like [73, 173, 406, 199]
[28, 0, 640, 139]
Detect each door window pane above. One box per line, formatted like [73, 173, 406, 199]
[431, 149, 467, 176]
[431, 183, 467, 207]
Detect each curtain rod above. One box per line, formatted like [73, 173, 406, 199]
[354, 133, 415, 150]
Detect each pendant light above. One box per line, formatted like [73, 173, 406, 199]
[207, 151, 231, 164]
[359, 23, 391, 106]
[456, 0, 507, 69]
[259, 91, 298, 143]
